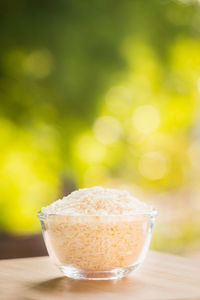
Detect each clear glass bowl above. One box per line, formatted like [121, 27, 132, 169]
[37, 209, 157, 280]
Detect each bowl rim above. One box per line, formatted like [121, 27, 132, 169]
[37, 208, 157, 220]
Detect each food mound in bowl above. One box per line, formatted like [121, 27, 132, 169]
[39, 186, 156, 279]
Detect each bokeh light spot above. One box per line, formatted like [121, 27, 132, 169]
[84, 165, 108, 187]
[76, 135, 106, 164]
[188, 142, 200, 169]
[132, 105, 160, 134]
[93, 116, 122, 145]
[24, 49, 53, 78]
[197, 77, 200, 93]
[139, 152, 167, 180]
[105, 86, 132, 115]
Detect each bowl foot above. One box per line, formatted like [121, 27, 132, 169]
[59, 263, 140, 280]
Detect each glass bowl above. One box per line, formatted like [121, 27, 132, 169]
[37, 209, 157, 280]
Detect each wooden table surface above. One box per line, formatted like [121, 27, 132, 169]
[1, 251, 200, 300]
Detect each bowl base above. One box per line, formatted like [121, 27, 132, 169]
[59, 263, 140, 280]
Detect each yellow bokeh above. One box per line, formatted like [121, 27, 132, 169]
[105, 86, 133, 116]
[93, 116, 122, 145]
[138, 152, 168, 180]
[76, 134, 106, 164]
[83, 165, 109, 187]
[132, 105, 160, 134]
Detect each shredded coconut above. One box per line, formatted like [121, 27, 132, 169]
[41, 186, 150, 216]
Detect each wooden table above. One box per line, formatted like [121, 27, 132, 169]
[1, 251, 200, 300]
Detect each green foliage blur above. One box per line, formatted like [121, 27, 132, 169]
[1, 0, 200, 254]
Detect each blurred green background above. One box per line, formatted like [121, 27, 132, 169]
[0, 0, 200, 255]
